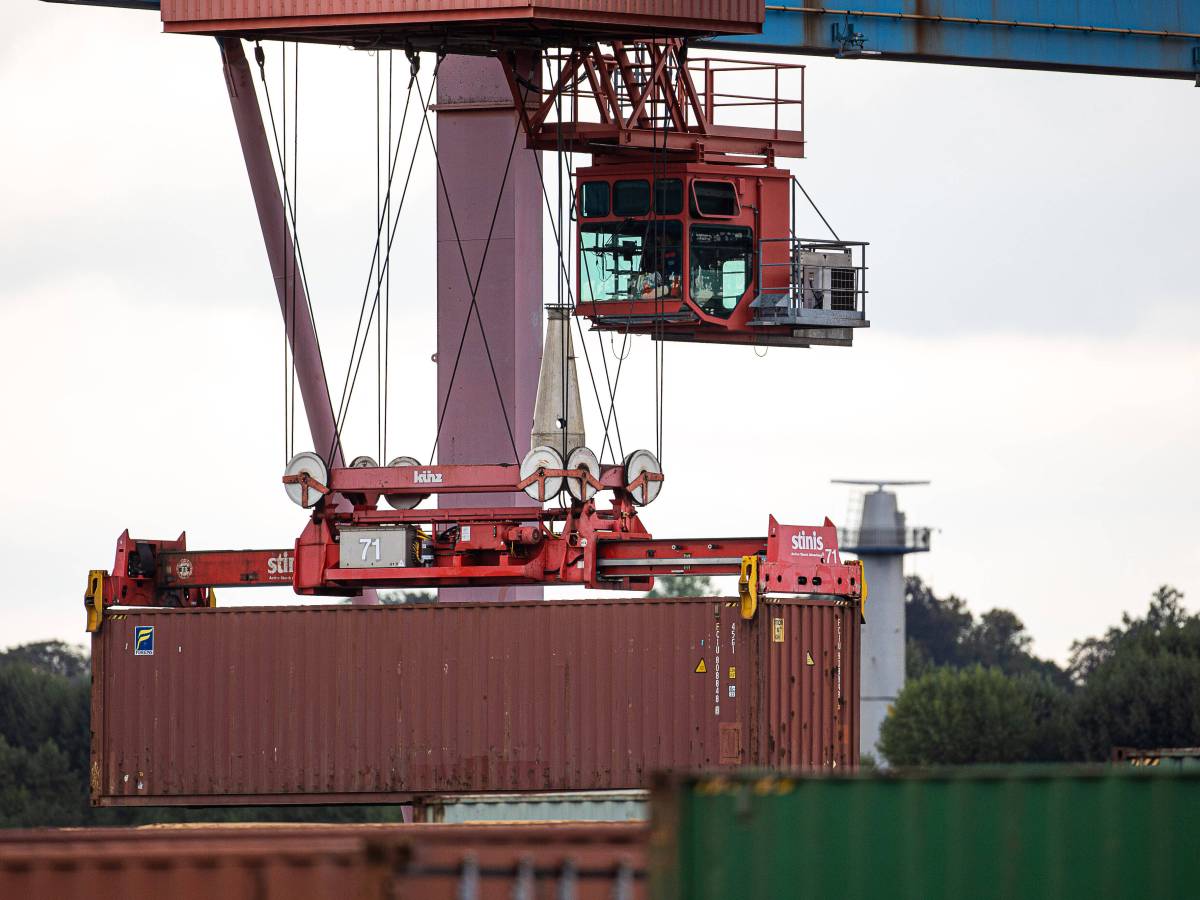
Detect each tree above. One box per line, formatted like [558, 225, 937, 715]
[648, 574, 718, 598]
[905, 576, 1067, 684]
[905, 576, 972, 670]
[0, 735, 85, 828]
[376, 590, 437, 605]
[1069, 586, 1200, 759]
[0, 662, 90, 769]
[879, 666, 1074, 765]
[1068, 585, 1189, 684]
[0, 641, 89, 680]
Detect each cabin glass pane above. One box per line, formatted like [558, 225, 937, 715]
[613, 180, 651, 216]
[690, 225, 753, 318]
[580, 221, 683, 303]
[581, 181, 610, 218]
[691, 180, 739, 217]
[655, 179, 683, 215]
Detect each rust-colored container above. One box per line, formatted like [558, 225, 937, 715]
[0, 821, 647, 900]
[92, 597, 858, 805]
[159, 0, 763, 47]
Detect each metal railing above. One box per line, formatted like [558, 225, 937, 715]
[751, 237, 868, 325]
[838, 526, 932, 553]
[541, 46, 804, 144]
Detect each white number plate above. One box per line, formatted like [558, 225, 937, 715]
[338, 527, 412, 569]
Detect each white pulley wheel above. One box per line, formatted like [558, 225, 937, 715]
[623, 449, 663, 506]
[349, 455, 378, 468]
[284, 451, 329, 508]
[520, 445, 565, 502]
[565, 446, 600, 503]
[384, 455, 425, 510]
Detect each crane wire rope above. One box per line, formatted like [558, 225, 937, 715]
[375, 52, 382, 465]
[525, 63, 625, 465]
[291, 43, 299, 462]
[650, 40, 669, 465]
[283, 42, 293, 464]
[542, 48, 629, 465]
[281, 43, 291, 464]
[421, 81, 524, 466]
[553, 50, 570, 464]
[581, 41, 672, 468]
[254, 41, 326, 466]
[326, 60, 428, 465]
[538, 46, 636, 463]
[372, 51, 397, 466]
[383, 50, 394, 466]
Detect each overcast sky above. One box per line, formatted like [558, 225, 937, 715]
[2, 3, 1197, 663]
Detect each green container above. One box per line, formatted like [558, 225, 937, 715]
[651, 769, 1200, 900]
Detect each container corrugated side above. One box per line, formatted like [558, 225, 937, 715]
[160, 0, 763, 38]
[651, 769, 1200, 900]
[92, 596, 859, 804]
[0, 822, 647, 900]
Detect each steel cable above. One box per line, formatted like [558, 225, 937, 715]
[423, 84, 524, 467]
[326, 64, 427, 464]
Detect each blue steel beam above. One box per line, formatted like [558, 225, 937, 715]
[39, 0, 1200, 79]
[705, 2, 1200, 80]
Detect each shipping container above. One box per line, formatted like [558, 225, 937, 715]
[650, 769, 1200, 900]
[92, 597, 859, 805]
[1113, 746, 1200, 770]
[0, 821, 647, 900]
[413, 790, 648, 823]
[159, 0, 763, 46]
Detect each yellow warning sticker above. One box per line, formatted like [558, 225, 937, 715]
[695, 658, 707, 674]
[806, 651, 815, 666]
[772, 618, 785, 643]
[728, 667, 736, 680]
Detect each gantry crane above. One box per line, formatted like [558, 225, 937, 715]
[40, 0, 1198, 625]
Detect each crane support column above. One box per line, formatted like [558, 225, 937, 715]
[435, 55, 543, 602]
[217, 37, 345, 471]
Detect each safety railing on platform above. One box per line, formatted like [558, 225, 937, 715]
[532, 45, 805, 159]
[837, 526, 932, 553]
[751, 237, 869, 327]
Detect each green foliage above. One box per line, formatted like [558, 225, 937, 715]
[1068, 586, 1189, 684]
[648, 574, 718, 598]
[0, 735, 86, 827]
[905, 576, 1068, 685]
[905, 577, 973, 670]
[1070, 586, 1200, 759]
[0, 662, 90, 770]
[376, 590, 437, 605]
[889, 584, 1198, 766]
[0, 641, 89, 680]
[879, 667, 1073, 765]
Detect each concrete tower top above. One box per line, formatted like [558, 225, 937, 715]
[833, 479, 932, 556]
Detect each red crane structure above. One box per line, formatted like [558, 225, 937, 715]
[73, 2, 869, 629]
[86, 458, 864, 631]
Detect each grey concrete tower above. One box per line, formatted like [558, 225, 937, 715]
[833, 480, 932, 762]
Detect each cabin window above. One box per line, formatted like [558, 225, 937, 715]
[580, 220, 683, 303]
[581, 182, 610, 218]
[655, 179, 684, 215]
[613, 180, 651, 217]
[690, 225, 753, 318]
[690, 180, 740, 218]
